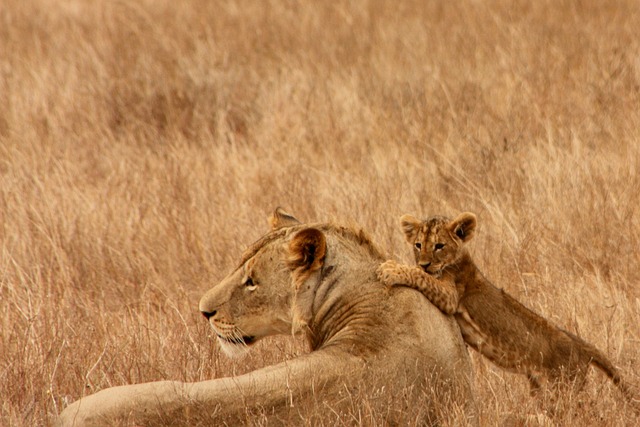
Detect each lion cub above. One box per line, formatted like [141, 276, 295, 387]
[378, 212, 635, 401]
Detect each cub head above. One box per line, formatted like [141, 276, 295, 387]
[199, 208, 328, 357]
[400, 212, 477, 275]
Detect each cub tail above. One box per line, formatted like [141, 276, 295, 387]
[565, 329, 640, 411]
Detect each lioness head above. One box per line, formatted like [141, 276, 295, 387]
[400, 212, 477, 275]
[199, 208, 328, 357]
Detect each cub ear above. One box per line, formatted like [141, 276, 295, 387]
[268, 207, 301, 230]
[449, 212, 477, 242]
[400, 214, 422, 243]
[287, 228, 326, 274]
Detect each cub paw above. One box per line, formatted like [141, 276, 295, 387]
[376, 260, 403, 287]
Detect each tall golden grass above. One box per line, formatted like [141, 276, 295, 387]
[1, 0, 639, 425]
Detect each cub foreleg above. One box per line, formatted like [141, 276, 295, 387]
[377, 260, 459, 315]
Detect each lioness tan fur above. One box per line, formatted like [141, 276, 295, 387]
[57, 208, 475, 426]
[377, 212, 637, 404]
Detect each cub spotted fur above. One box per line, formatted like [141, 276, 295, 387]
[378, 212, 636, 403]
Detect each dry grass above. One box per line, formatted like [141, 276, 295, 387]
[1, 0, 640, 425]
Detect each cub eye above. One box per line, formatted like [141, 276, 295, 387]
[414, 242, 422, 250]
[434, 243, 445, 251]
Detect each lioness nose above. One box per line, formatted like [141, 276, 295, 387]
[201, 310, 217, 320]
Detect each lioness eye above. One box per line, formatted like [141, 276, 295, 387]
[415, 242, 422, 250]
[434, 243, 445, 250]
[244, 277, 256, 289]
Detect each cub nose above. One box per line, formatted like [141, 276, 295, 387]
[201, 310, 217, 320]
[419, 262, 431, 271]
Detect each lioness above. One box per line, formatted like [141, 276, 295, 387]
[377, 212, 636, 403]
[57, 209, 474, 426]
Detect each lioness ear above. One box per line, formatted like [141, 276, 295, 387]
[287, 228, 326, 335]
[287, 228, 326, 274]
[449, 212, 477, 242]
[287, 228, 327, 334]
[268, 207, 301, 230]
[400, 214, 422, 243]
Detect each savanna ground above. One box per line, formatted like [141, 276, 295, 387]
[1, 0, 640, 425]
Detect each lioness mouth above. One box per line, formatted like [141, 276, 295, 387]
[217, 334, 255, 345]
